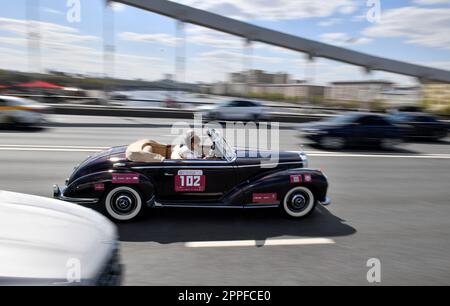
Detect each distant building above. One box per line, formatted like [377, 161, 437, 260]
[380, 86, 422, 108]
[326, 80, 393, 102]
[205, 70, 324, 102]
[230, 73, 246, 83]
[229, 70, 291, 85]
[422, 82, 450, 113]
[248, 84, 324, 100]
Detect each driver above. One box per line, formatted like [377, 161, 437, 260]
[178, 129, 202, 159]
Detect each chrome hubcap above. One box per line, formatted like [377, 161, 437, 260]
[288, 193, 309, 212]
[111, 192, 136, 215]
[116, 195, 132, 209]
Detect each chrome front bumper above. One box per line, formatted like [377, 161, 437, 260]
[53, 184, 99, 204]
[318, 197, 331, 206]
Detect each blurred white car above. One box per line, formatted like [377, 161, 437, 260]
[0, 96, 49, 126]
[200, 99, 270, 121]
[0, 191, 122, 286]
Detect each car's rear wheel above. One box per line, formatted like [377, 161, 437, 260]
[104, 186, 144, 222]
[433, 131, 448, 141]
[282, 186, 316, 218]
[319, 136, 345, 150]
[381, 138, 402, 150]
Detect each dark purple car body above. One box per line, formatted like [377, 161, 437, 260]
[54, 135, 330, 221]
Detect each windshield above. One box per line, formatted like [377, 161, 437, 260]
[207, 128, 236, 162]
[325, 113, 360, 125]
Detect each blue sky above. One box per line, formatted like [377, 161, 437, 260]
[0, 0, 449, 85]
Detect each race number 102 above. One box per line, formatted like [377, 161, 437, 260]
[175, 170, 206, 192]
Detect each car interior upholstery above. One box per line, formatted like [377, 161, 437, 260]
[126, 139, 216, 162]
[126, 139, 170, 162]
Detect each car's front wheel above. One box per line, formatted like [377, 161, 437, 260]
[319, 136, 345, 150]
[282, 186, 316, 218]
[104, 186, 144, 222]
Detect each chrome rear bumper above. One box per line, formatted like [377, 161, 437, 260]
[53, 184, 99, 204]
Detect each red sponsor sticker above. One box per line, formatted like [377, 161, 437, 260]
[112, 173, 140, 184]
[290, 175, 303, 184]
[94, 183, 105, 191]
[175, 175, 206, 192]
[253, 193, 277, 203]
[304, 174, 312, 182]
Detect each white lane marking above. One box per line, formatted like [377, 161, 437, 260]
[306, 152, 450, 159]
[184, 238, 335, 248]
[0, 148, 102, 152]
[1, 145, 450, 159]
[0, 145, 110, 149]
[0, 144, 108, 152]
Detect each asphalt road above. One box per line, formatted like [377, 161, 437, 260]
[1, 115, 450, 285]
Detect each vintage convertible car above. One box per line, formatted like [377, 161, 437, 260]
[54, 129, 330, 221]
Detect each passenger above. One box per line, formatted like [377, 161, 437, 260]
[179, 129, 202, 159]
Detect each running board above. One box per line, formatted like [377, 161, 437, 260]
[152, 201, 279, 209]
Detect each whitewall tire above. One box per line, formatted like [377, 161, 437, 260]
[104, 186, 143, 221]
[282, 186, 316, 218]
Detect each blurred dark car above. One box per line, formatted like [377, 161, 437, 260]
[389, 112, 449, 141]
[300, 113, 405, 150]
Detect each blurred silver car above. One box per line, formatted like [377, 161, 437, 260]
[200, 99, 269, 121]
[0, 191, 121, 286]
[0, 96, 49, 126]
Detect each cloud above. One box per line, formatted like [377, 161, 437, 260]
[120, 26, 252, 50]
[413, 0, 450, 5]
[109, 2, 127, 12]
[320, 32, 373, 46]
[119, 32, 179, 46]
[0, 17, 98, 44]
[186, 26, 244, 49]
[173, 0, 359, 21]
[195, 49, 283, 64]
[0, 18, 168, 80]
[43, 8, 63, 15]
[318, 18, 342, 27]
[363, 6, 450, 50]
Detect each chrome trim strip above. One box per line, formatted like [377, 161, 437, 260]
[236, 162, 302, 168]
[243, 204, 279, 209]
[133, 165, 234, 169]
[132, 161, 303, 170]
[162, 159, 230, 164]
[180, 192, 223, 196]
[56, 195, 99, 204]
[154, 201, 239, 208]
[153, 201, 279, 209]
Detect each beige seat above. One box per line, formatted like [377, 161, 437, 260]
[126, 139, 167, 163]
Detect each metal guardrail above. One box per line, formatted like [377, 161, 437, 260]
[48, 103, 330, 123]
[5, 93, 360, 112]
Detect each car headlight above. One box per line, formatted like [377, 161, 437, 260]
[299, 152, 309, 168]
[302, 129, 328, 135]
